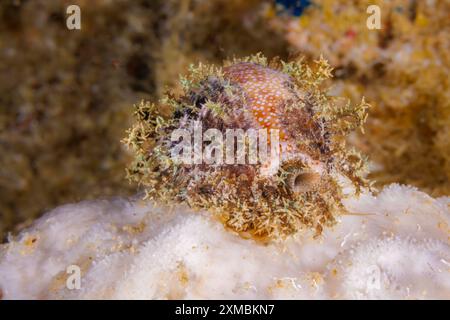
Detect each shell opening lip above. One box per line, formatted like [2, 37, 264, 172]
[289, 170, 321, 193]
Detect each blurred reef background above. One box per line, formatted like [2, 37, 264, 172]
[0, 0, 448, 239]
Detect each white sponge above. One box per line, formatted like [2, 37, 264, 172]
[0, 184, 449, 299]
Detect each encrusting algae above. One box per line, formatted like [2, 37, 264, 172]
[124, 54, 370, 240]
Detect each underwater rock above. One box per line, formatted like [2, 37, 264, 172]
[267, 0, 450, 196]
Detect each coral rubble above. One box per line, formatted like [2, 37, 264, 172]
[268, 0, 450, 195]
